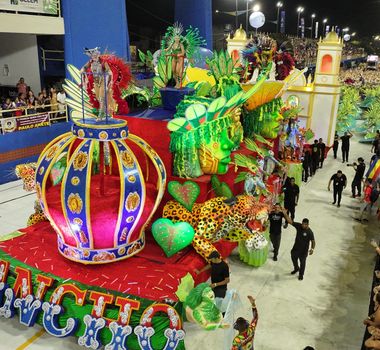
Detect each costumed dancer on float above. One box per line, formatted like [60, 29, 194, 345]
[80, 47, 112, 120]
[80, 47, 130, 120]
[164, 26, 185, 89]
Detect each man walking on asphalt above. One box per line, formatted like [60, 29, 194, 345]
[350, 157, 366, 198]
[340, 131, 353, 163]
[282, 208, 316, 281]
[283, 177, 299, 228]
[269, 204, 285, 261]
[328, 170, 347, 207]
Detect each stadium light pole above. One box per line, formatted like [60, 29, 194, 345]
[297, 7, 304, 37]
[310, 13, 316, 38]
[246, 0, 253, 32]
[276, 2, 283, 33]
[323, 18, 328, 36]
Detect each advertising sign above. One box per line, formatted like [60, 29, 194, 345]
[0, 0, 58, 15]
[1, 113, 50, 133]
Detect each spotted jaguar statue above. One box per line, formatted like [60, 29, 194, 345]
[15, 163, 48, 226]
[162, 194, 269, 261]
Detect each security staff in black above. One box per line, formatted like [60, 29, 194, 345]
[282, 208, 315, 281]
[340, 131, 353, 163]
[283, 177, 299, 228]
[328, 170, 347, 207]
[351, 157, 365, 198]
[268, 204, 284, 261]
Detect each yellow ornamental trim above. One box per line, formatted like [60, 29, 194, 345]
[125, 192, 140, 212]
[73, 151, 88, 171]
[67, 193, 83, 214]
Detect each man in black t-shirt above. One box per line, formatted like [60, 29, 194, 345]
[351, 157, 366, 198]
[195, 251, 230, 300]
[269, 204, 284, 261]
[340, 131, 353, 163]
[328, 170, 347, 207]
[318, 138, 326, 168]
[333, 132, 339, 159]
[283, 177, 299, 228]
[282, 209, 316, 280]
[311, 140, 320, 174]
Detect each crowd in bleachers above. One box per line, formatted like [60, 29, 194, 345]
[0, 77, 66, 118]
[287, 36, 366, 68]
[340, 66, 380, 86]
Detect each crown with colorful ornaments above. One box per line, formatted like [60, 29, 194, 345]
[34, 60, 166, 264]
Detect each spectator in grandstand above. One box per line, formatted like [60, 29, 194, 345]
[57, 88, 66, 116]
[16, 77, 27, 96]
[2, 97, 15, 118]
[15, 93, 26, 116]
[36, 93, 45, 113]
[42, 88, 51, 112]
[27, 90, 36, 115]
[50, 87, 58, 119]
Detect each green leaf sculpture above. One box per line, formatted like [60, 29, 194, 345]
[152, 219, 195, 257]
[168, 181, 200, 211]
[211, 175, 233, 198]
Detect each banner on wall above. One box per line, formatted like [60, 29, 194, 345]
[1, 113, 50, 133]
[280, 10, 286, 34]
[0, 0, 58, 15]
[300, 18, 305, 38]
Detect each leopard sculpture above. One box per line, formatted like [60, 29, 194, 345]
[162, 194, 269, 260]
[15, 163, 48, 226]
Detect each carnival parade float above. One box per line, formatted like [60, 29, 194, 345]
[0, 23, 335, 349]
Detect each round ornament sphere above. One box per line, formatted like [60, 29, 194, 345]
[343, 34, 351, 42]
[249, 12, 265, 29]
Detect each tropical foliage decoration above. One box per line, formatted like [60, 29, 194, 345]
[336, 86, 362, 132]
[362, 98, 380, 139]
[167, 72, 269, 177]
[361, 86, 380, 109]
[206, 50, 241, 99]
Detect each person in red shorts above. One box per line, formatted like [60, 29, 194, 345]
[231, 295, 258, 350]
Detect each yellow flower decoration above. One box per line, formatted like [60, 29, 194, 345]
[125, 192, 140, 212]
[71, 176, 80, 186]
[73, 151, 88, 171]
[120, 151, 134, 168]
[120, 130, 127, 138]
[45, 145, 58, 161]
[73, 217, 83, 226]
[99, 131, 109, 140]
[127, 175, 136, 183]
[67, 193, 83, 214]
[77, 129, 85, 138]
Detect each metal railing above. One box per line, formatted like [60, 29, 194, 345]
[40, 47, 64, 71]
[0, 103, 68, 135]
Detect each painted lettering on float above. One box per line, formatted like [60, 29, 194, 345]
[0, 261, 184, 349]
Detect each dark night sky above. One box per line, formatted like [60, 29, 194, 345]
[126, 0, 380, 42]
